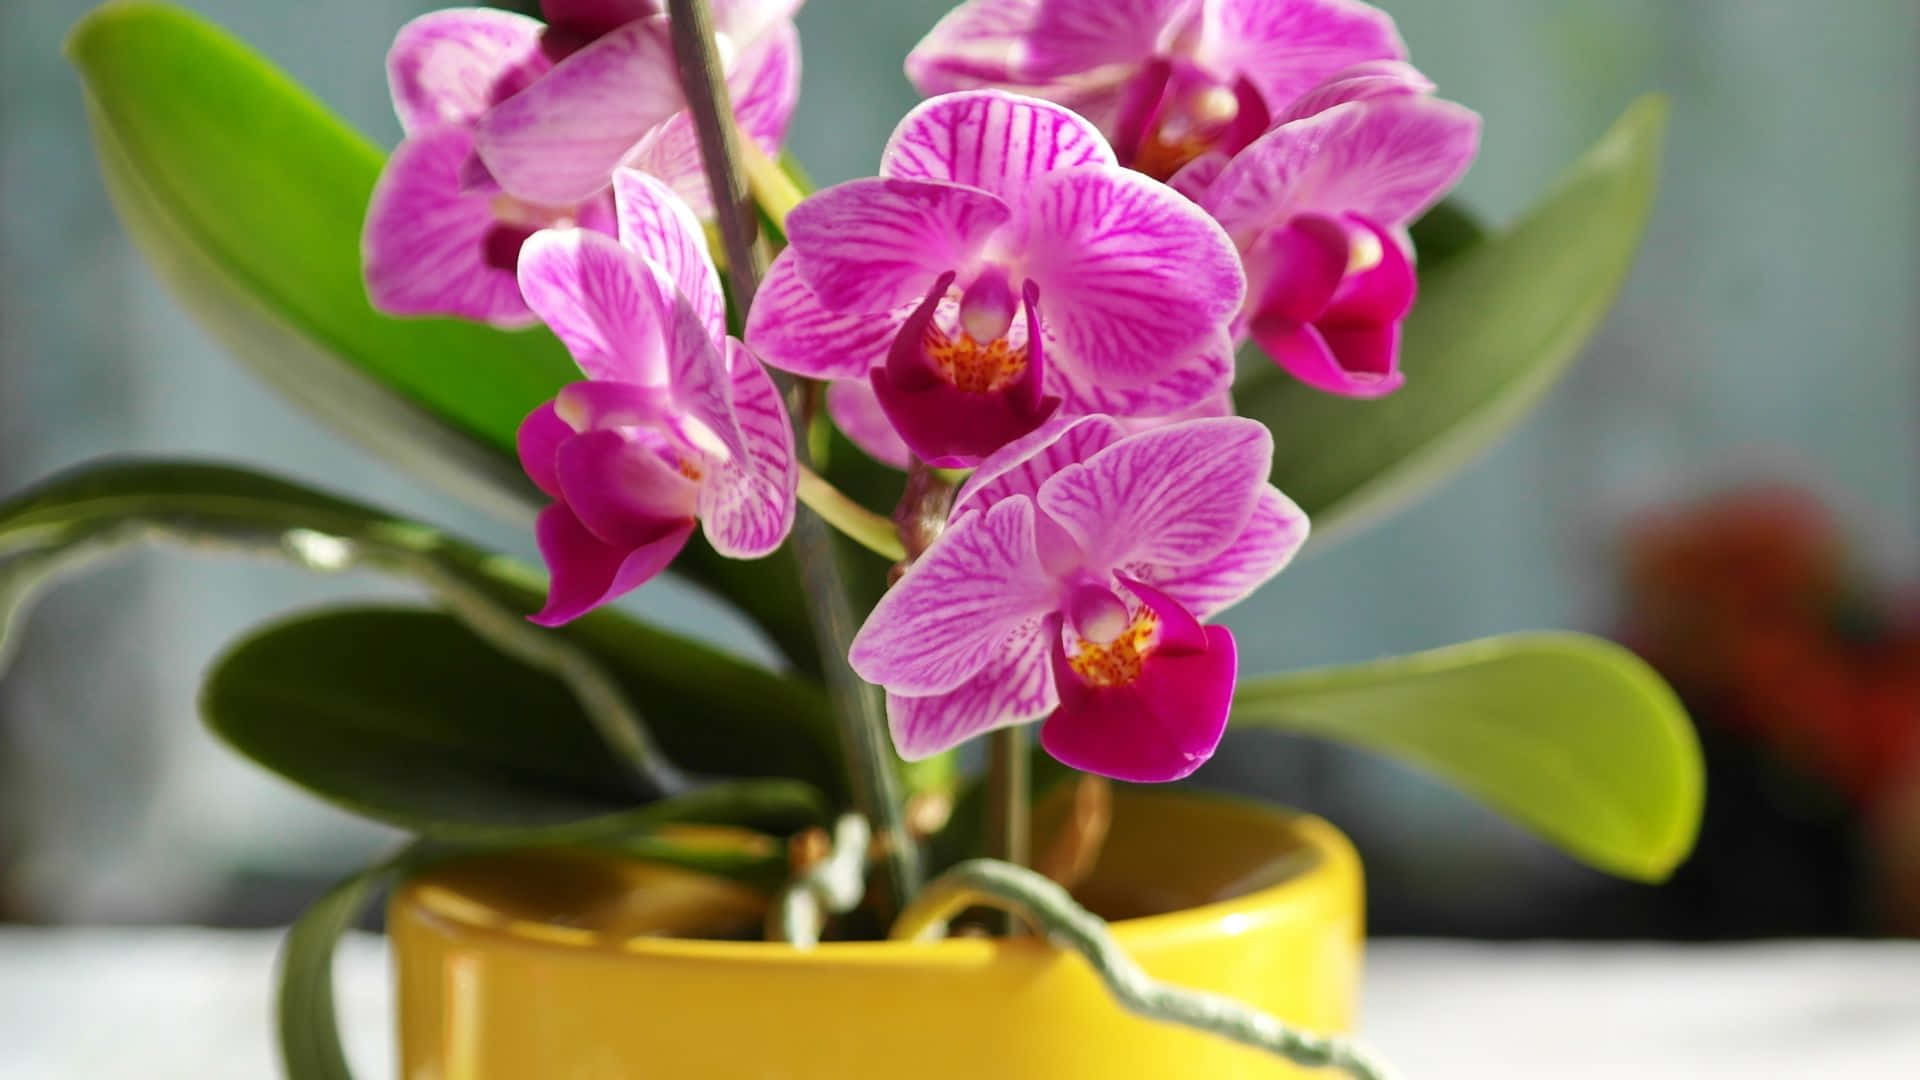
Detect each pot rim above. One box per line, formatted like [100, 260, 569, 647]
[395, 789, 1360, 966]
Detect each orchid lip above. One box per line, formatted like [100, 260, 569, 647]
[870, 271, 1060, 466]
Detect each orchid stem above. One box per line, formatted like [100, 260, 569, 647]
[891, 859, 1401, 1080]
[985, 728, 1029, 906]
[667, 0, 921, 916]
[798, 466, 906, 562]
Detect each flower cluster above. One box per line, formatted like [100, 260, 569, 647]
[361, 0, 1477, 780]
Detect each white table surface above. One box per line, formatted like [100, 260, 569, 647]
[1, 930, 1915, 1078]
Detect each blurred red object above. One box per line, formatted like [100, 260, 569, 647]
[1618, 485, 1920, 808]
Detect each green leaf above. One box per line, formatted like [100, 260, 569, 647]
[64, 3, 821, 667]
[66, 2, 576, 518]
[1239, 96, 1668, 546]
[0, 459, 844, 822]
[1406, 198, 1487, 270]
[1232, 632, 1703, 882]
[206, 606, 838, 832]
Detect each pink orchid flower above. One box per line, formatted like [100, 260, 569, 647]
[516, 170, 797, 625]
[475, 0, 801, 212]
[905, 0, 1404, 182]
[362, 2, 799, 327]
[745, 90, 1245, 469]
[848, 414, 1307, 782]
[1194, 61, 1480, 397]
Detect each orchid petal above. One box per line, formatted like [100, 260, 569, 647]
[1276, 58, 1433, 123]
[881, 90, 1115, 214]
[711, 0, 805, 46]
[744, 249, 903, 380]
[388, 8, 551, 134]
[887, 618, 1056, 759]
[1021, 165, 1243, 386]
[517, 228, 671, 383]
[1023, 0, 1188, 79]
[612, 168, 725, 341]
[1111, 388, 1236, 435]
[953, 413, 1124, 518]
[785, 177, 1011, 312]
[697, 340, 797, 557]
[1204, 0, 1405, 115]
[1048, 329, 1234, 418]
[517, 402, 572, 498]
[1042, 622, 1235, 782]
[623, 20, 800, 217]
[555, 428, 701, 547]
[905, 0, 1042, 97]
[540, 0, 661, 40]
[553, 378, 679, 431]
[1324, 216, 1416, 324]
[1037, 416, 1271, 571]
[532, 501, 693, 626]
[1244, 213, 1350, 322]
[1207, 93, 1481, 236]
[849, 498, 1057, 696]
[1249, 318, 1402, 397]
[826, 379, 912, 470]
[1134, 487, 1308, 619]
[475, 16, 684, 205]
[363, 126, 537, 329]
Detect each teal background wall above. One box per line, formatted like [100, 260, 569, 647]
[2, 0, 1914, 921]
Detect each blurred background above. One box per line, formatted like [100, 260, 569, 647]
[1, 0, 1915, 937]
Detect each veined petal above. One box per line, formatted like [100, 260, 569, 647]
[363, 126, 537, 329]
[555, 428, 701, 547]
[697, 340, 798, 557]
[1021, 165, 1243, 386]
[888, 617, 1056, 759]
[744, 249, 903, 380]
[881, 91, 1115, 215]
[388, 8, 551, 134]
[786, 177, 1011, 313]
[1111, 388, 1236, 435]
[849, 498, 1057, 696]
[1023, 0, 1190, 79]
[827, 380, 912, 470]
[1133, 486, 1308, 618]
[1206, 93, 1481, 236]
[712, 0, 805, 47]
[517, 228, 672, 383]
[613, 169, 725, 342]
[1041, 622, 1235, 782]
[1277, 58, 1433, 123]
[1037, 416, 1270, 571]
[1048, 329, 1233, 418]
[624, 19, 801, 218]
[517, 402, 572, 498]
[532, 501, 693, 626]
[475, 17, 684, 205]
[1203, 0, 1405, 115]
[905, 0, 1043, 97]
[953, 413, 1125, 519]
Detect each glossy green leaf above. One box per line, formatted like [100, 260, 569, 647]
[0, 459, 844, 821]
[65, 3, 821, 666]
[1232, 632, 1703, 882]
[1239, 96, 1668, 546]
[206, 606, 837, 832]
[67, 2, 576, 518]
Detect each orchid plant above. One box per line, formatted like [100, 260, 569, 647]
[5, 0, 1700, 1076]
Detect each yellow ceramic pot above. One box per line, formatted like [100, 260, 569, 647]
[391, 789, 1363, 1079]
